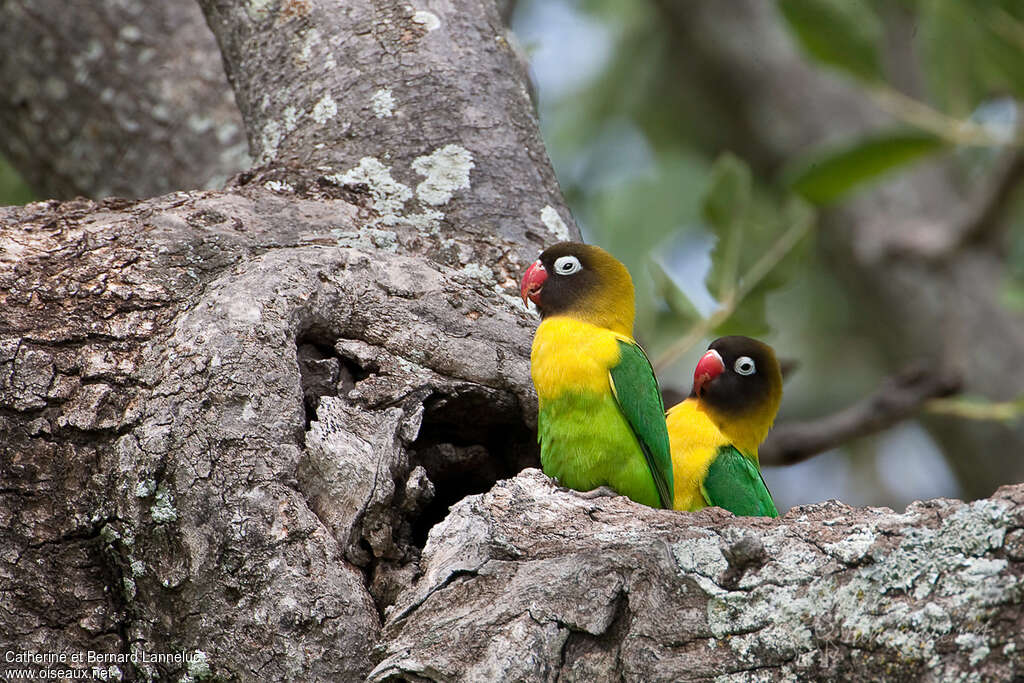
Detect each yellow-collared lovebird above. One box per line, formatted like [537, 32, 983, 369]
[520, 242, 673, 509]
[667, 336, 781, 517]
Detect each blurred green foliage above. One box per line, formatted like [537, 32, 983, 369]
[783, 130, 947, 205]
[778, 0, 886, 83]
[532, 0, 1023, 369]
[916, 0, 1024, 116]
[1004, 185, 1024, 311]
[518, 0, 1024, 506]
[0, 157, 34, 206]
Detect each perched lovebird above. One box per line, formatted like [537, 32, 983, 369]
[667, 336, 781, 517]
[520, 242, 673, 509]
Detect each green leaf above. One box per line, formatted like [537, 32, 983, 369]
[649, 260, 702, 329]
[783, 129, 948, 205]
[711, 195, 815, 339]
[701, 153, 751, 231]
[585, 151, 709, 332]
[714, 290, 771, 338]
[0, 157, 35, 206]
[979, 3, 1024, 99]
[918, 0, 1024, 116]
[777, 0, 885, 82]
[750, 197, 816, 292]
[702, 154, 752, 300]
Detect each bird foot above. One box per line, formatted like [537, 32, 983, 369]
[571, 486, 620, 500]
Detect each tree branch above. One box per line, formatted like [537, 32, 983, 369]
[0, 187, 540, 679]
[760, 364, 962, 467]
[372, 469, 1024, 681]
[958, 149, 1024, 249]
[850, 148, 1024, 263]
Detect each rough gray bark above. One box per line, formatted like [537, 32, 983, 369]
[652, 0, 1024, 498]
[0, 1, 570, 678]
[0, 188, 542, 679]
[373, 470, 1024, 682]
[199, 0, 567, 269]
[0, 0, 250, 200]
[1, 1, 1022, 681]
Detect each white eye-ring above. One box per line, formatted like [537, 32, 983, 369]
[553, 255, 582, 275]
[734, 356, 756, 376]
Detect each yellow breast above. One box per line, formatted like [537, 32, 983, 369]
[530, 317, 625, 400]
[666, 399, 730, 511]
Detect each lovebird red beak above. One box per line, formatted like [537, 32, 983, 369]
[693, 349, 725, 397]
[520, 260, 547, 307]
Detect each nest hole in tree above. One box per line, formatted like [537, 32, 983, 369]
[294, 328, 540, 610]
[406, 387, 539, 547]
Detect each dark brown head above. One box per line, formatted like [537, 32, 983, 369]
[519, 241, 635, 335]
[692, 336, 783, 423]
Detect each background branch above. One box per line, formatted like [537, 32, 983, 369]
[760, 364, 962, 467]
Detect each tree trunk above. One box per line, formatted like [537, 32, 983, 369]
[1, 1, 1022, 681]
[0, 187, 544, 679]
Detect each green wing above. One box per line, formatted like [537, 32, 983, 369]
[608, 340, 674, 509]
[701, 446, 779, 517]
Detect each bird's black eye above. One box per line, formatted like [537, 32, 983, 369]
[734, 356, 756, 376]
[553, 255, 582, 275]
